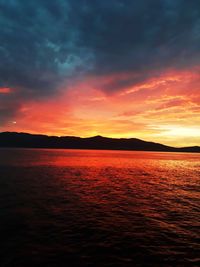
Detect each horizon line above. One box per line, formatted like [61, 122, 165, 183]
[1, 131, 200, 149]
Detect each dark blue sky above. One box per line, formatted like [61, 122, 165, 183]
[1, 0, 200, 92]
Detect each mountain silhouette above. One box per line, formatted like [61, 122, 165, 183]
[0, 132, 199, 153]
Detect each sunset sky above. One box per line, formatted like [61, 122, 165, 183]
[1, 0, 200, 147]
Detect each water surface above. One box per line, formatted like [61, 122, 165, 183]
[0, 149, 199, 266]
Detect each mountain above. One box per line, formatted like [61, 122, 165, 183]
[0, 132, 199, 153]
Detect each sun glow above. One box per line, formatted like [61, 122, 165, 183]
[1, 68, 200, 147]
[158, 126, 200, 137]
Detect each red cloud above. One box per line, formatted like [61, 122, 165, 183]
[0, 87, 12, 94]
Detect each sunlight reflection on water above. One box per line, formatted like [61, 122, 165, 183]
[0, 149, 199, 267]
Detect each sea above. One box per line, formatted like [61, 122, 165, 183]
[0, 148, 199, 267]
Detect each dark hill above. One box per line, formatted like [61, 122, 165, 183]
[0, 132, 199, 153]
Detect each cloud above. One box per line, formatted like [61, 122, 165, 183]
[0, 87, 11, 94]
[1, 0, 200, 125]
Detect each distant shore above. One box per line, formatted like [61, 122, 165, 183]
[0, 132, 200, 153]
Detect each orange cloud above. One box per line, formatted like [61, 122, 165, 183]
[2, 67, 200, 147]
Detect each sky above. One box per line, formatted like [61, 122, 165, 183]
[0, 0, 200, 147]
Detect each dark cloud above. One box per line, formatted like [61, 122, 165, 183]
[0, 0, 200, 122]
[0, 92, 21, 124]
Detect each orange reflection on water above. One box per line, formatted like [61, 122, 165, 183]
[0, 148, 199, 265]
